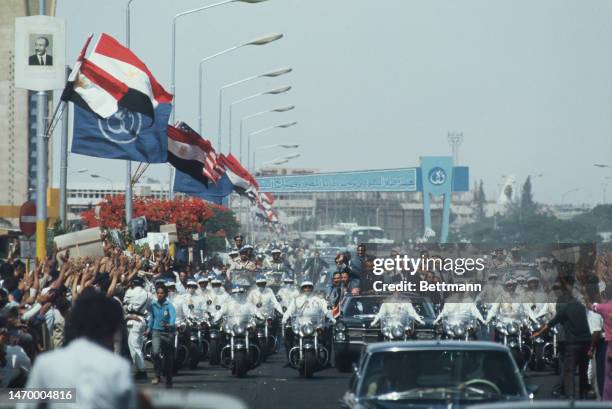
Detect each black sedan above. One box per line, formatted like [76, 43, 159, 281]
[333, 294, 436, 372]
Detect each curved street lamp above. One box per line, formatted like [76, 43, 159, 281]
[198, 33, 283, 134]
[239, 105, 295, 162]
[228, 86, 292, 153]
[217, 67, 292, 148]
[248, 121, 298, 170]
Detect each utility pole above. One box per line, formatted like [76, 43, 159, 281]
[35, 0, 49, 259]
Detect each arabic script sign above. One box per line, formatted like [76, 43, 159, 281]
[258, 168, 418, 193]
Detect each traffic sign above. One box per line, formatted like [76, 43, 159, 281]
[19, 201, 36, 237]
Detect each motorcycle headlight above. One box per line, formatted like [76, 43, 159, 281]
[522, 318, 531, 328]
[507, 323, 518, 335]
[292, 322, 300, 333]
[302, 323, 315, 336]
[233, 323, 246, 335]
[336, 322, 346, 332]
[531, 322, 542, 332]
[495, 322, 505, 332]
[454, 326, 465, 337]
[447, 329, 455, 337]
[392, 325, 404, 339]
[382, 326, 392, 338]
[335, 332, 346, 342]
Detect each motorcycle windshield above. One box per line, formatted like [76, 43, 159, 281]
[381, 314, 413, 328]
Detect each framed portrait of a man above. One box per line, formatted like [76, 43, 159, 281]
[14, 15, 65, 91]
[28, 34, 53, 66]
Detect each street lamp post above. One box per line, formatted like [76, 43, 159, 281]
[168, 0, 269, 199]
[218, 68, 292, 149]
[228, 86, 291, 155]
[90, 174, 115, 193]
[260, 153, 301, 169]
[239, 105, 294, 162]
[248, 121, 297, 171]
[198, 33, 283, 134]
[253, 144, 299, 172]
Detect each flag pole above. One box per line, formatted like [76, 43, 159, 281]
[125, 0, 135, 224]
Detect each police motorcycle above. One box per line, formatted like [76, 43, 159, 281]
[205, 275, 228, 366]
[249, 276, 282, 359]
[184, 314, 211, 369]
[379, 312, 416, 341]
[218, 286, 262, 378]
[529, 316, 558, 372]
[438, 311, 479, 341]
[491, 311, 533, 371]
[284, 282, 333, 378]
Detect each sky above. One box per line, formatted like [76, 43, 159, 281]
[53, 0, 612, 205]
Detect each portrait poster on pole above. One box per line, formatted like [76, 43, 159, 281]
[14, 15, 66, 91]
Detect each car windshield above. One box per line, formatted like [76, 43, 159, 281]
[343, 297, 432, 318]
[358, 350, 522, 401]
[343, 297, 385, 316]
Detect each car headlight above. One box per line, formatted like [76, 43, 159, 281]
[336, 322, 346, 332]
[233, 323, 246, 335]
[302, 323, 315, 336]
[392, 325, 404, 339]
[335, 332, 346, 342]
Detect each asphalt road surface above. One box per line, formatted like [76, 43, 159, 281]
[136, 351, 561, 409]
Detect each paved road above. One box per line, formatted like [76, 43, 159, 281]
[136, 351, 561, 409]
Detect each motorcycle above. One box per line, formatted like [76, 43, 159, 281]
[220, 313, 261, 378]
[254, 304, 279, 360]
[286, 312, 330, 378]
[492, 312, 532, 372]
[379, 313, 415, 342]
[438, 311, 479, 341]
[206, 300, 225, 365]
[185, 316, 210, 369]
[529, 317, 558, 372]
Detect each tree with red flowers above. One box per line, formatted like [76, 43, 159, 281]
[81, 195, 239, 246]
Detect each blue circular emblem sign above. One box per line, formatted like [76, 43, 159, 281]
[428, 167, 447, 186]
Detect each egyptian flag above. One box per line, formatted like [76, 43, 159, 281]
[62, 33, 173, 119]
[168, 122, 224, 187]
[219, 154, 259, 200]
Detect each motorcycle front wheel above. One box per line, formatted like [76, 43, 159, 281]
[303, 349, 316, 379]
[234, 350, 249, 378]
[209, 338, 221, 366]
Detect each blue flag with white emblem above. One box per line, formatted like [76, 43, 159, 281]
[71, 103, 171, 163]
[174, 169, 233, 205]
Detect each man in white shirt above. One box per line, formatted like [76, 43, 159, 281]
[19, 288, 137, 409]
[123, 276, 150, 379]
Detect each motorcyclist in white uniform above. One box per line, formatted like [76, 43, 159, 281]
[485, 277, 538, 324]
[276, 277, 300, 313]
[247, 274, 284, 316]
[212, 285, 264, 324]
